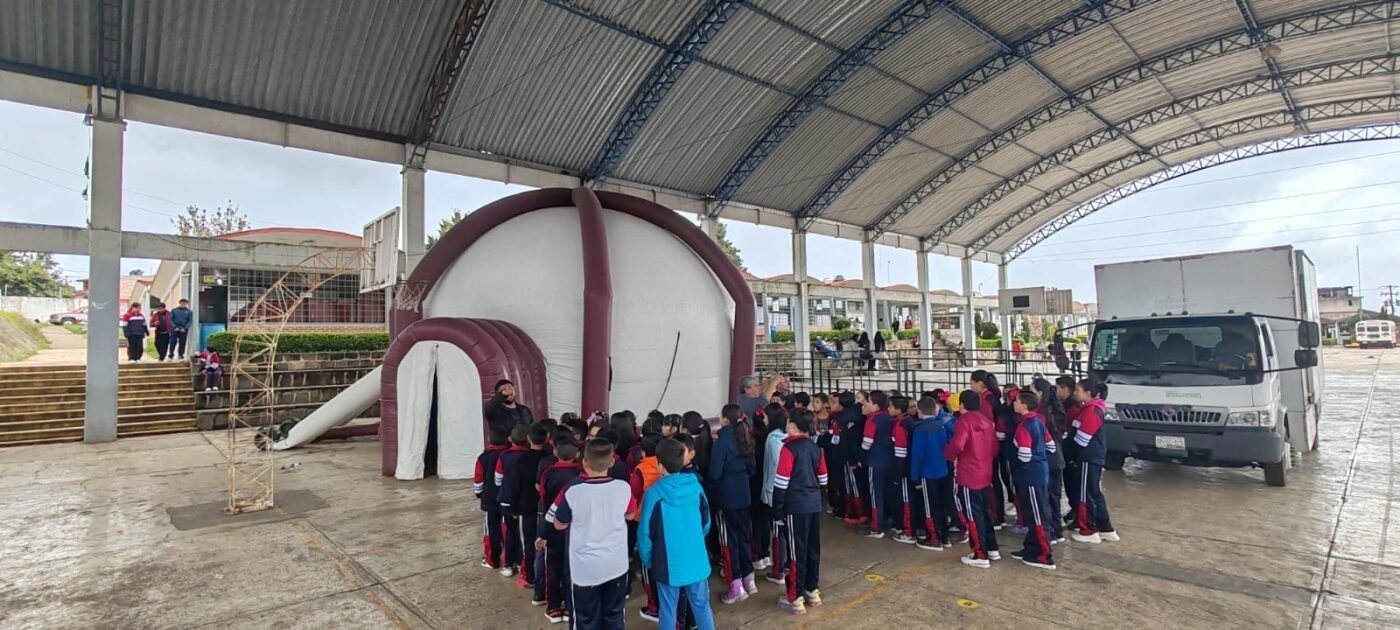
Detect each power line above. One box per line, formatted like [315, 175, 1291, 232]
[1068, 175, 1400, 229]
[1022, 223, 1400, 263]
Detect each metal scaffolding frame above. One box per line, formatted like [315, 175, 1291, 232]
[1004, 124, 1400, 260]
[404, 0, 494, 168]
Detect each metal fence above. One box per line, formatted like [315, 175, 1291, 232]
[754, 345, 1086, 396]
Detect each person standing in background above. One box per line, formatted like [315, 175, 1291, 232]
[169, 298, 193, 360]
[150, 303, 172, 362]
[120, 303, 148, 363]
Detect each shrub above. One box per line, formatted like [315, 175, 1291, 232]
[895, 328, 920, 340]
[773, 329, 862, 344]
[831, 315, 851, 331]
[976, 320, 1000, 340]
[976, 337, 1002, 349]
[206, 331, 390, 354]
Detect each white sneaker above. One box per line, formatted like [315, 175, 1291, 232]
[960, 554, 991, 569]
[754, 557, 771, 571]
[1072, 532, 1102, 544]
[1051, 537, 1065, 545]
[500, 566, 516, 577]
[988, 550, 1001, 561]
[891, 533, 917, 545]
[1100, 530, 1121, 542]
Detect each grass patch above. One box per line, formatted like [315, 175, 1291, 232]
[62, 323, 87, 335]
[0, 311, 50, 362]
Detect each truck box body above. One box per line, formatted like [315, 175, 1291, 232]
[1096, 246, 1303, 322]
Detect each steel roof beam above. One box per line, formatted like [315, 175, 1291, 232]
[792, 0, 1160, 228]
[705, 0, 949, 218]
[966, 95, 1400, 253]
[587, 0, 745, 185]
[923, 54, 1398, 245]
[901, 1, 1395, 244]
[405, 0, 493, 168]
[91, 0, 125, 121]
[1235, 0, 1309, 134]
[1005, 124, 1400, 260]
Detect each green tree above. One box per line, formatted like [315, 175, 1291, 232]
[977, 319, 1000, 340]
[713, 222, 745, 271]
[172, 202, 251, 237]
[426, 209, 467, 249]
[0, 252, 73, 297]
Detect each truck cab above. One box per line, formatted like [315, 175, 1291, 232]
[1090, 246, 1323, 486]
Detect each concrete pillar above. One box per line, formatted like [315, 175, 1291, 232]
[758, 291, 768, 338]
[401, 164, 426, 274]
[998, 262, 1012, 352]
[85, 115, 124, 443]
[861, 233, 877, 333]
[961, 256, 975, 350]
[792, 229, 810, 356]
[699, 214, 719, 239]
[188, 262, 201, 351]
[916, 246, 932, 353]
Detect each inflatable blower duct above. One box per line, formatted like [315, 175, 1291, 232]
[376, 187, 754, 479]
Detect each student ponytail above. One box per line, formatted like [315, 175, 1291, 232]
[1077, 377, 1109, 399]
[733, 416, 756, 458]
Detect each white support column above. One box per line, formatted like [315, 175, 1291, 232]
[916, 245, 932, 354]
[85, 114, 125, 443]
[861, 233, 877, 333]
[792, 229, 810, 357]
[699, 214, 719, 239]
[758, 291, 769, 338]
[998, 262, 1012, 353]
[960, 256, 976, 350]
[401, 164, 426, 274]
[187, 261, 201, 351]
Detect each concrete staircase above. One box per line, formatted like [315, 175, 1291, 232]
[0, 362, 198, 446]
[194, 352, 381, 430]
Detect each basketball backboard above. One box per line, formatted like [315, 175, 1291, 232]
[361, 207, 401, 293]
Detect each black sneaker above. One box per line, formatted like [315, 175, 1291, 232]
[862, 529, 885, 539]
[1020, 557, 1057, 571]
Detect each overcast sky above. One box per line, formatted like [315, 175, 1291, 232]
[2, 99, 1398, 308]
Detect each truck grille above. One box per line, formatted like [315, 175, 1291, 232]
[1118, 405, 1223, 425]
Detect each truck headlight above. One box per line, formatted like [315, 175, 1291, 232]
[1105, 404, 1121, 423]
[1226, 409, 1275, 427]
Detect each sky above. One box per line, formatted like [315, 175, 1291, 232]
[2, 99, 1399, 309]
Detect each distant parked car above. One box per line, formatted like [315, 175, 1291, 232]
[49, 307, 88, 325]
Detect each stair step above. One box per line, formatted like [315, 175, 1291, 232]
[0, 391, 196, 407]
[0, 403, 198, 425]
[0, 362, 191, 376]
[0, 418, 198, 446]
[1, 382, 195, 397]
[0, 410, 199, 430]
[0, 394, 194, 416]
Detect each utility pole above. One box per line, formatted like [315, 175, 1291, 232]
[1382, 284, 1399, 318]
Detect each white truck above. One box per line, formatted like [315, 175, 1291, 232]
[1089, 246, 1323, 486]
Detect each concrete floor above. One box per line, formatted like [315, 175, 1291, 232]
[3, 347, 1398, 629]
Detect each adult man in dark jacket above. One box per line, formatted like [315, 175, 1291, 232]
[485, 379, 534, 437]
[169, 299, 193, 360]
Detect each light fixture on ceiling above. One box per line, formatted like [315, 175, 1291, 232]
[1260, 43, 1282, 62]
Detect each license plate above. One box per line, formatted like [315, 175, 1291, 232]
[1155, 435, 1186, 452]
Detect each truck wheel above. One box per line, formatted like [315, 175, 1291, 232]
[1263, 460, 1287, 487]
[1105, 453, 1127, 471]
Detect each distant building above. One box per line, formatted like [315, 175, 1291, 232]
[1318, 286, 1362, 339]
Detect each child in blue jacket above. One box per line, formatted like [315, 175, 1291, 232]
[910, 395, 956, 550]
[639, 439, 716, 630]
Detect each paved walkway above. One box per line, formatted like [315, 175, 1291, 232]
[15, 326, 125, 366]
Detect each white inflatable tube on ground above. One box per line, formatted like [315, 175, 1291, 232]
[271, 366, 382, 450]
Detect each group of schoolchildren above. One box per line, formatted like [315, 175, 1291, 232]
[470, 370, 1118, 628]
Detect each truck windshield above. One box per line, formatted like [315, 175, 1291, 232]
[1089, 316, 1263, 386]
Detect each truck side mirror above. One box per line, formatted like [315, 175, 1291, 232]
[1297, 322, 1321, 349]
[1294, 349, 1319, 368]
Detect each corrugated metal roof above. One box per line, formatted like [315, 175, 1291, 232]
[825, 69, 927, 127]
[1089, 79, 1173, 123]
[703, 6, 837, 93]
[1160, 139, 1233, 165]
[736, 108, 882, 210]
[1291, 74, 1396, 104]
[869, 11, 996, 93]
[908, 107, 990, 156]
[610, 63, 791, 192]
[1251, 0, 1348, 22]
[1114, 0, 1242, 60]
[1063, 137, 1136, 173]
[1156, 49, 1264, 95]
[1129, 114, 1203, 146]
[572, 0, 708, 43]
[1032, 23, 1139, 92]
[1192, 92, 1284, 128]
[957, 0, 1084, 44]
[977, 143, 1041, 178]
[892, 168, 1000, 236]
[437, 0, 660, 171]
[0, 0, 94, 78]
[953, 64, 1062, 131]
[1093, 159, 1164, 192]
[1024, 164, 1083, 193]
[820, 138, 952, 226]
[1015, 110, 1106, 155]
[1308, 111, 1400, 132]
[1275, 26, 1391, 70]
[749, 0, 906, 49]
[129, 0, 458, 137]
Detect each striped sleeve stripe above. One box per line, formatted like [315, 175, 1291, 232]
[1075, 430, 1092, 447]
[995, 431, 1006, 440]
[861, 437, 874, 449]
[831, 435, 840, 445]
[1046, 439, 1058, 453]
[818, 473, 829, 485]
[893, 447, 907, 458]
[773, 475, 790, 489]
[1017, 446, 1032, 463]
[545, 504, 558, 523]
[494, 471, 504, 485]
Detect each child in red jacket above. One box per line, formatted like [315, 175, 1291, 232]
[945, 390, 1000, 568]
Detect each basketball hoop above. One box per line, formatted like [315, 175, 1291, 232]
[394, 280, 430, 312]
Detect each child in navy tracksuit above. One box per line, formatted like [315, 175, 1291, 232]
[834, 392, 865, 524]
[1010, 390, 1057, 570]
[945, 390, 1000, 568]
[772, 409, 828, 615]
[512, 423, 551, 590]
[859, 391, 910, 541]
[893, 396, 920, 541]
[709, 404, 758, 604]
[474, 426, 512, 570]
[494, 425, 530, 577]
[909, 396, 956, 550]
[537, 438, 582, 623]
[1056, 375, 1082, 527]
[1072, 379, 1120, 544]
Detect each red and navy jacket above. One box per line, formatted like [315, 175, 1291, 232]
[897, 413, 919, 474]
[816, 412, 845, 470]
[1072, 398, 1109, 466]
[512, 448, 550, 517]
[536, 460, 582, 535]
[606, 452, 631, 482]
[1012, 412, 1055, 486]
[473, 444, 511, 509]
[836, 407, 865, 466]
[772, 435, 828, 515]
[860, 411, 908, 470]
[945, 409, 996, 489]
[1062, 399, 1084, 463]
[494, 445, 529, 514]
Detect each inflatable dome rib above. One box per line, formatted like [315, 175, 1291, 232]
[381, 187, 755, 478]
